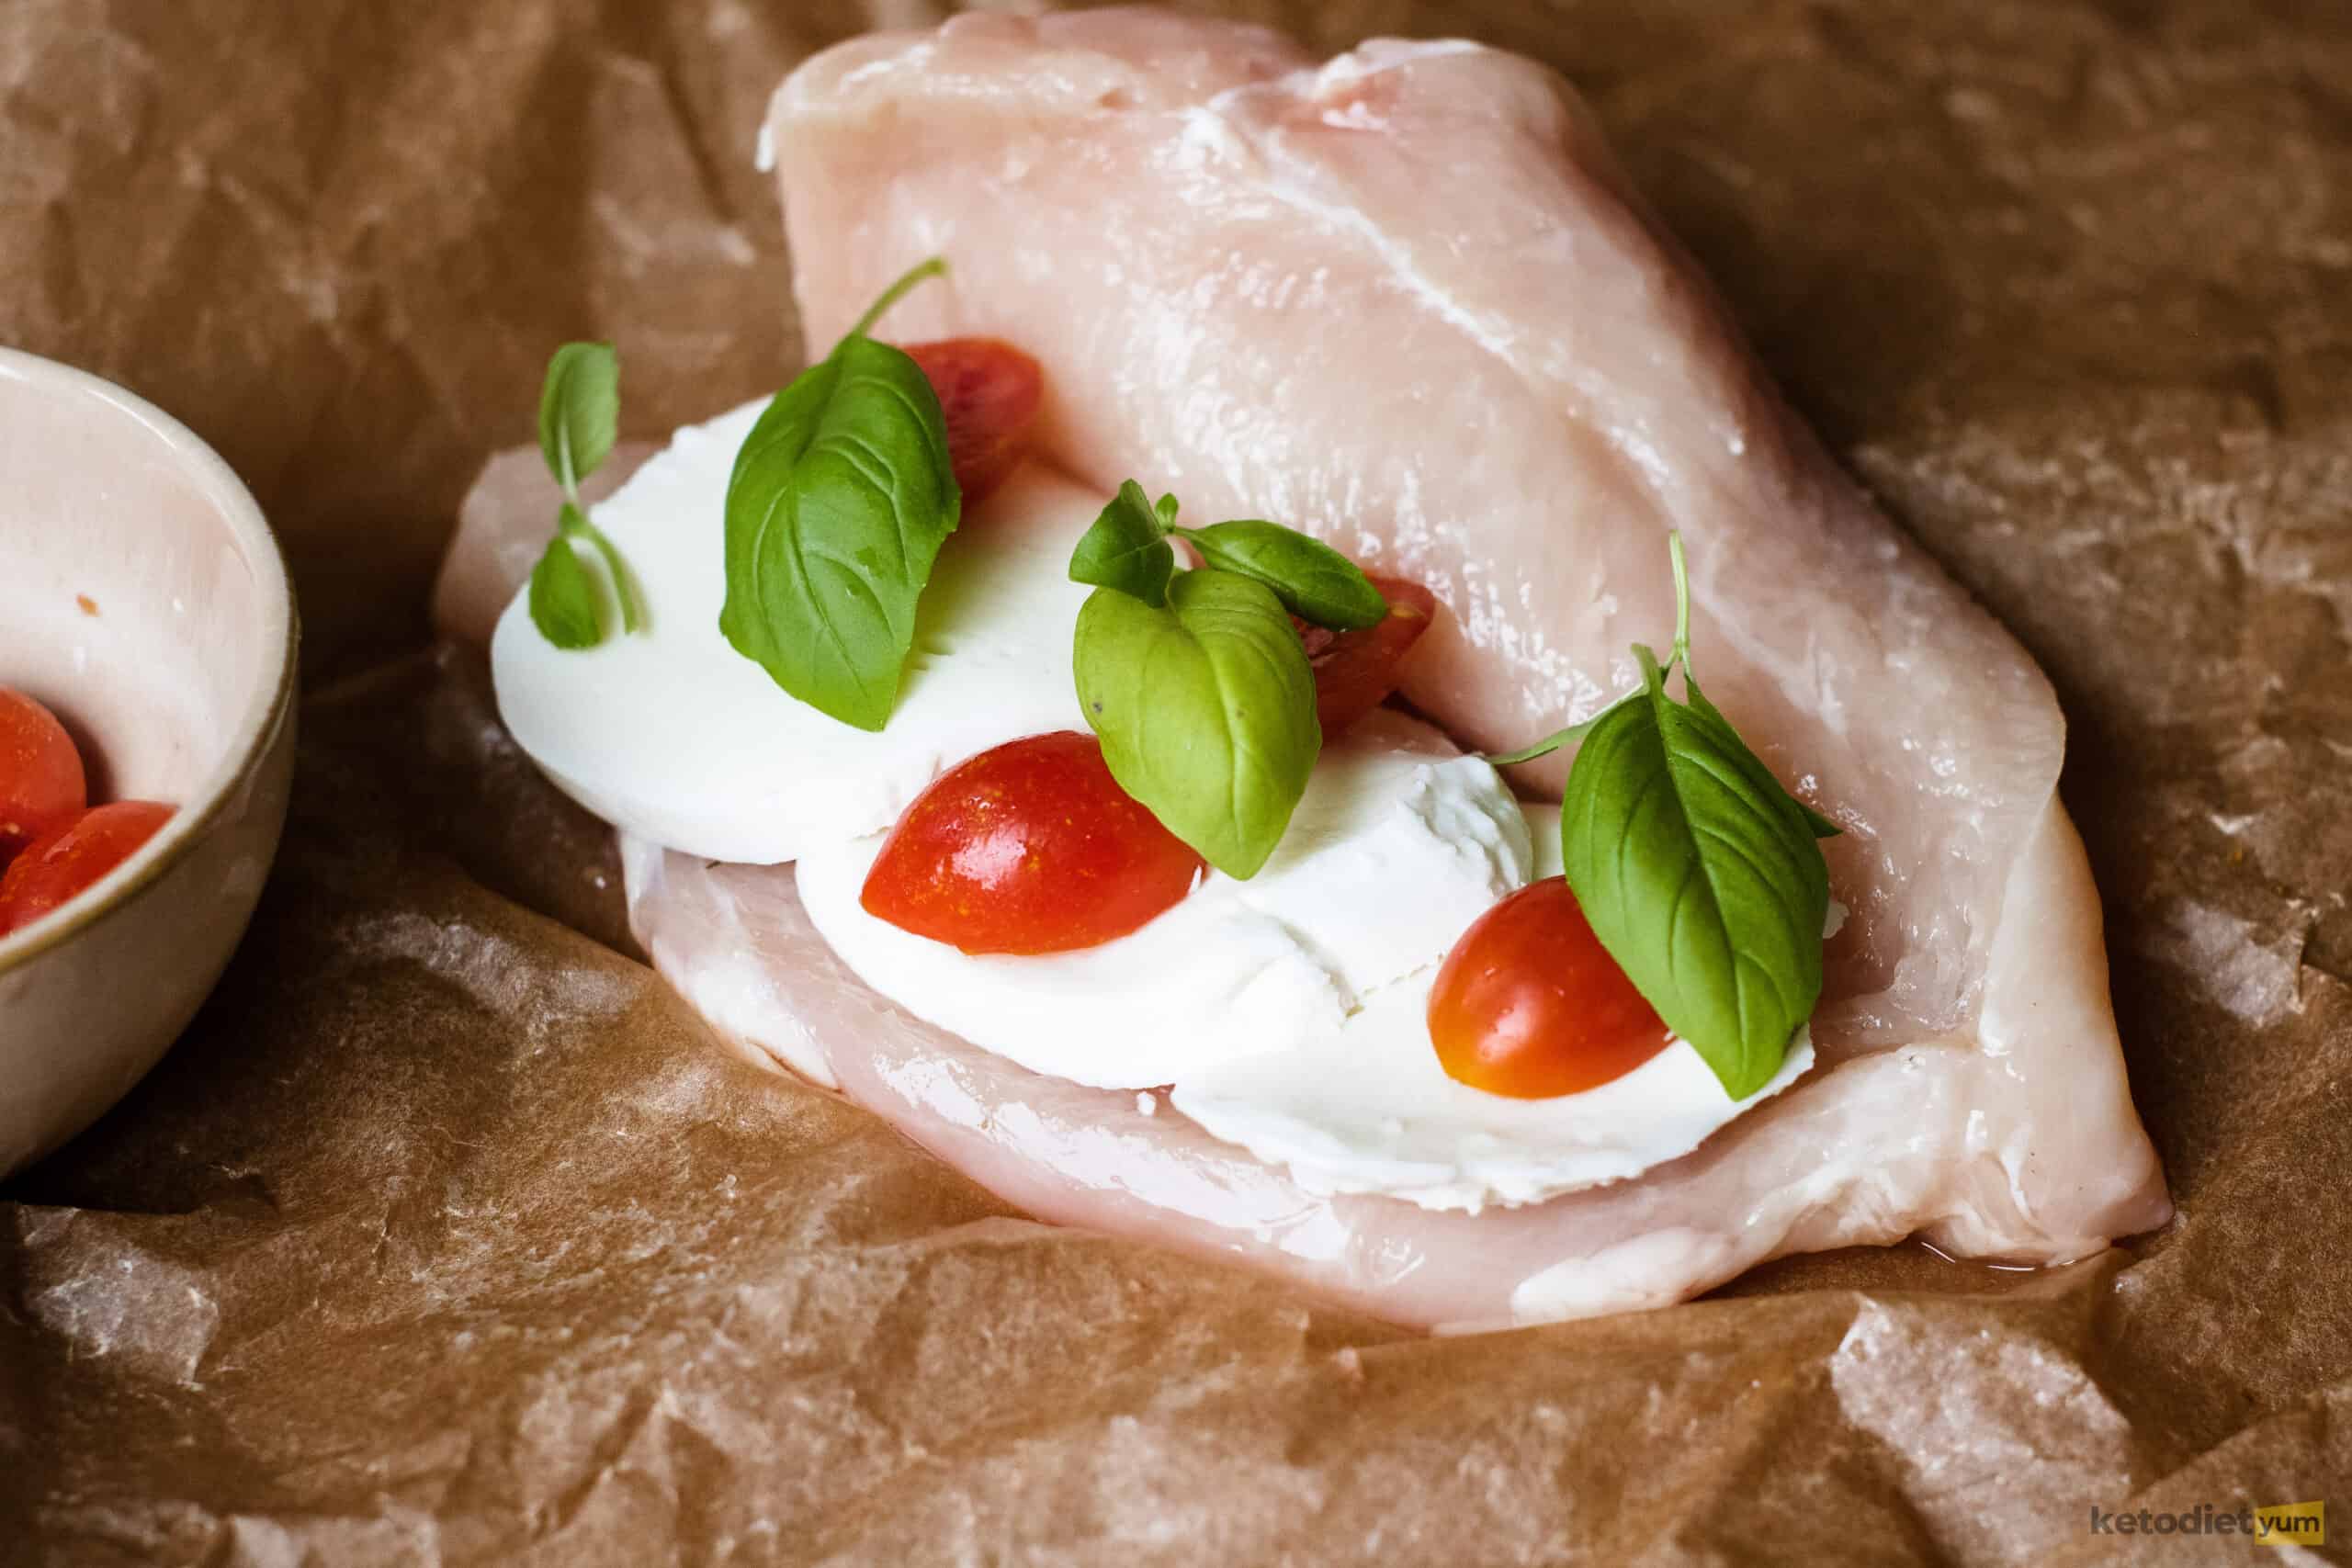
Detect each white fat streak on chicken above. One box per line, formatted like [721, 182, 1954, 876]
[437, 9, 2167, 1325]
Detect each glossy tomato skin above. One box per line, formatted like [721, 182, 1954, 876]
[0, 688, 87, 864]
[0, 799, 175, 937]
[904, 338, 1044, 506]
[861, 731, 1203, 954]
[1428, 875, 1672, 1098]
[1304, 575, 1439, 738]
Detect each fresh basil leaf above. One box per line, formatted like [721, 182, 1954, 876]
[1074, 569, 1320, 878]
[718, 258, 957, 728]
[1176, 520, 1387, 630]
[1069, 479, 1176, 605]
[1682, 675, 1842, 840]
[1560, 646, 1829, 1099]
[538, 343, 619, 493]
[719, 334, 959, 732]
[528, 513, 605, 650]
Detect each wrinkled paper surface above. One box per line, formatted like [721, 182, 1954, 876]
[5, 2, 2349, 1563]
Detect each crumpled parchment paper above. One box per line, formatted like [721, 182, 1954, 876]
[4, 2, 2348, 1563]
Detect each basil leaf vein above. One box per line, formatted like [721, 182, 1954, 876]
[1074, 570, 1319, 878]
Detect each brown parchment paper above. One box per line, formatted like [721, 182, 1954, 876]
[5, 2, 2349, 1563]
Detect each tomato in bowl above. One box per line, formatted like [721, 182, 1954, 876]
[0, 349, 298, 1175]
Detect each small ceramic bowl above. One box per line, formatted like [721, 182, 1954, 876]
[0, 348, 297, 1176]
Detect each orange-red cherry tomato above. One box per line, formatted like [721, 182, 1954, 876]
[0, 799, 175, 937]
[1428, 875, 1672, 1098]
[861, 731, 1203, 954]
[0, 688, 87, 865]
[0, 686, 86, 864]
[1302, 575, 1438, 738]
[903, 337, 1045, 505]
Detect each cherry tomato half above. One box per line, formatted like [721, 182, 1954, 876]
[0, 799, 175, 937]
[1427, 875, 1672, 1098]
[0, 688, 87, 865]
[904, 337, 1045, 505]
[1302, 575, 1438, 738]
[861, 731, 1203, 954]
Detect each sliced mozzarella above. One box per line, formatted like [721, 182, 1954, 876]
[793, 714, 1532, 1090]
[490, 400, 1094, 863]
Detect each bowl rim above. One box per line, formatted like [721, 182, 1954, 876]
[0, 348, 300, 972]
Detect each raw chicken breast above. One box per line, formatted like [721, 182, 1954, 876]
[440, 8, 2168, 1325]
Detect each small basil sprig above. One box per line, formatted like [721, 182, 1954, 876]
[527, 343, 641, 649]
[1069, 481, 1341, 878]
[1502, 536, 1836, 1099]
[1067, 481, 1178, 606]
[1069, 487, 1385, 630]
[719, 259, 958, 732]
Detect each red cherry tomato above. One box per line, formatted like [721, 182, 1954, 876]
[0, 688, 87, 865]
[1427, 875, 1672, 1098]
[1301, 575, 1438, 738]
[903, 338, 1044, 505]
[0, 799, 176, 937]
[862, 731, 1203, 954]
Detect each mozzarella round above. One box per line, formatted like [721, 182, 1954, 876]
[491, 400, 1096, 863]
